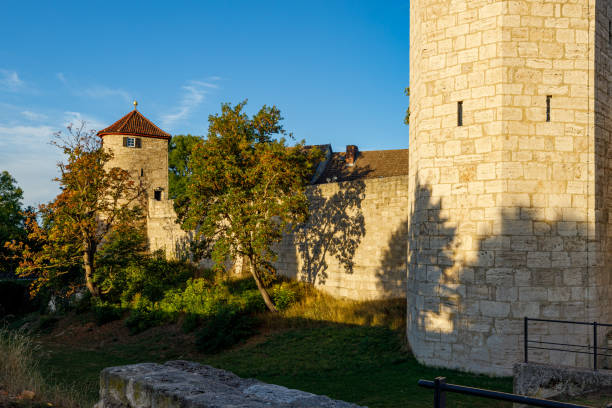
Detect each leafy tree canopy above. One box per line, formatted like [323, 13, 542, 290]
[7, 123, 145, 297]
[176, 101, 322, 311]
[168, 134, 203, 200]
[0, 171, 27, 275]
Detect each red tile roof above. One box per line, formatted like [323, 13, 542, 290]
[97, 110, 171, 140]
[314, 149, 409, 184]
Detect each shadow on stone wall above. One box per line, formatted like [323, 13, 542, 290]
[408, 178, 601, 372]
[375, 218, 408, 297]
[408, 181, 459, 339]
[293, 179, 366, 285]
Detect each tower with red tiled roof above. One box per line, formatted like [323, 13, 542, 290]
[98, 102, 171, 202]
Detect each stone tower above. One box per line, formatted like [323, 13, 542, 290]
[409, 1, 612, 375]
[97, 105, 171, 201]
[98, 106, 191, 258]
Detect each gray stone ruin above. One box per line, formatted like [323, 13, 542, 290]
[95, 360, 366, 408]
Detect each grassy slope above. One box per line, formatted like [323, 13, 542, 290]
[38, 320, 513, 408]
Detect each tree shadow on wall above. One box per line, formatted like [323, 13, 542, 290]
[407, 181, 461, 341]
[294, 178, 367, 285]
[376, 218, 408, 297]
[407, 178, 599, 370]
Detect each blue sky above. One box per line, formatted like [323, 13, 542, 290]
[0, 1, 410, 207]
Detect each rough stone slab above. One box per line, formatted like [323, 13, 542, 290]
[513, 362, 612, 399]
[95, 360, 365, 408]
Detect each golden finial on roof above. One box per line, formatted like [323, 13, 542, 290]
[133, 100, 138, 110]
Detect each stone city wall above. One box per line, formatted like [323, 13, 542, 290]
[408, 0, 608, 376]
[275, 175, 408, 300]
[146, 176, 408, 302]
[147, 198, 192, 260]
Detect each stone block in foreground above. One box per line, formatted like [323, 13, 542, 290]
[95, 360, 366, 408]
[514, 362, 612, 400]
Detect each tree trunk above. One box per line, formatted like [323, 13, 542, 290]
[248, 257, 277, 312]
[83, 240, 100, 297]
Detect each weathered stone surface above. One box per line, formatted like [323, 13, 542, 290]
[408, 0, 612, 377]
[514, 362, 612, 400]
[95, 360, 365, 408]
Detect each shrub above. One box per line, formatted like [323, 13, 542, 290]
[181, 313, 199, 333]
[271, 286, 297, 311]
[93, 303, 123, 326]
[195, 306, 257, 353]
[0, 280, 32, 317]
[96, 250, 199, 305]
[125, 308, 167, 335]
[34, 315, 59, 333]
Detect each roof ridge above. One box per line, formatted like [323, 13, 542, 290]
[97, 109, 171, 140]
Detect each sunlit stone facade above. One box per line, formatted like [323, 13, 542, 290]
[408, 0, 612, 375]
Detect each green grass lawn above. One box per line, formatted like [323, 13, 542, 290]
[38, 323, 513, 408]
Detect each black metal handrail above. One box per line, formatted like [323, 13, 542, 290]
[418, 377, 590, 408]
[524, 317, 612, 370]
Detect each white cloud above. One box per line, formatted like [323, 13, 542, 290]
[56, 72, 67, 84]
[0, 154, 61, 208]
[81, 85, 131, 103]
[21, 110, 48, 121]
[0, 124, 55, 148]
[0, 69, 24, 91]
[63, 111, 105, 132]
[161, 78, 220, 127]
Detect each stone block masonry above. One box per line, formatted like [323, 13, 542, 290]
[409, 0, 612, 375]
[103, 134, 169, 201]
[95, 360, 365, 408]
[275, 175, 408, 300]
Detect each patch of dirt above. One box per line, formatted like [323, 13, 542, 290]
[33, 312, 288, 360]
[36, 312, 197, 356]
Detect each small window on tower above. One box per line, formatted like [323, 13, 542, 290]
[609, 20, 611, 45]
[457, 101, 463, 127]
[140, 168, 144, 177]
[154, 189, 162, 201]
[123, 137, 142, 148]
[546, 95, 552, 122]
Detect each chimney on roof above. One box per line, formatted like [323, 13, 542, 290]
[346, 145, 358, 166]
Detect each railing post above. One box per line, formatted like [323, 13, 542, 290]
[524, 317, 528, 363]
[594, 322, 598, 371]
[434, 377, 446, 408]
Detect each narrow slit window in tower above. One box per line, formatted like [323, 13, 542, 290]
[609, 20, 611, 44]
[546, 95, 552, 122]
[457, 101, 463, 127]
[154, 189, 162, 201]
[140, 168, 144, 177]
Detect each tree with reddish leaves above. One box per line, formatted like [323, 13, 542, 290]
[176, 101, 321, 312]
[6, 123, 144, 298]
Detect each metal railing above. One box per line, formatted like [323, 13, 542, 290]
[418, 377, 590, 408]
[524, 317, 612, 371]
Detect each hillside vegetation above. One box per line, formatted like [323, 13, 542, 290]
[2, 270, 516, 408]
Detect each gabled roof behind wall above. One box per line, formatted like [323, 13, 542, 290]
[97, 110, 171, 140]
[314, 147, 409, 184]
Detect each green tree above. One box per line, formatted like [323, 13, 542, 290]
[168, 134, 203, 200]
[8, 123, 145, 297]
[176, 101, 321, 312]
[0, 171, 27, 275]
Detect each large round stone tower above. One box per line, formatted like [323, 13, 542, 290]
[408, 0, 612, 375]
